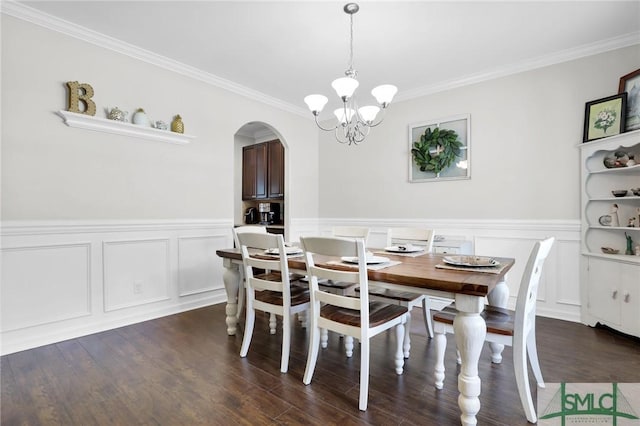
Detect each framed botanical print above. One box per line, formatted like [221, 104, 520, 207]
[583, 93, 627, 142]
[409, 114, 470, 182]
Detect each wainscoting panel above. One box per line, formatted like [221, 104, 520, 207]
[103, 238, 170, 311]
[1, 220, 233, 355]
[178, 235, 225, 297]
[1, 243, 91, 332]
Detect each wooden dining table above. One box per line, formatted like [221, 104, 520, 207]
[216, 247, 515, 426]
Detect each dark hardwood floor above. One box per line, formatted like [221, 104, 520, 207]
[2, 304, 639, 425]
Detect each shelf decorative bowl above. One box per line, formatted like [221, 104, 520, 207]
[612, 190, 628, 197]
[631, 188, 640, 196]
[601, 247, 620, 254]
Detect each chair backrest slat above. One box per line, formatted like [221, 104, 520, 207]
[387, 227, 435, 253]
[301, 236, 369, 327]
[332, 226, 370, 246]
[237, 231, 290, 302]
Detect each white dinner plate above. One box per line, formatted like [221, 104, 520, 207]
[385, 245, 424, 253]
[264, 246, 303, 255]
[443, 255, 499, 267]
[341, 255, 390, 265]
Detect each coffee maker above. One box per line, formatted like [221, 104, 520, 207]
[258, 202, 281, 225]
[258, 203, 271, 225]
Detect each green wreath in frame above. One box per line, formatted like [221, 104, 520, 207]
[411, 127, 463, 175]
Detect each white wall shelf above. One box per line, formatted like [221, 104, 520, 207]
[57, 110, 195, 145]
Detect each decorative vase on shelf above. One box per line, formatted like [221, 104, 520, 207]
[107, 107, 128, 122]
[132, 108, 150, 126]
[171, 114, 184, 133]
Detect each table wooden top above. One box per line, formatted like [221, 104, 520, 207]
[216, 248, 515, 297]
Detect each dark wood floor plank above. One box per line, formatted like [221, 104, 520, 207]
[2, 304, 639, 426]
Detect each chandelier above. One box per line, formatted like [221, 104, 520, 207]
[303, 3, 397, 145]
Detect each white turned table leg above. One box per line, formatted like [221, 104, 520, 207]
[222, 258, 240, 335]
[454, 295, 486, 426]
[487, 277, 509, 363]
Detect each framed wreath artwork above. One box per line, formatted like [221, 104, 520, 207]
[409, 114, 470, 182]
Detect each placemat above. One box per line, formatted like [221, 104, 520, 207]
[435, 262, 509, 274]
[373, 250, 426, 258]
[327, 260, 402, 271]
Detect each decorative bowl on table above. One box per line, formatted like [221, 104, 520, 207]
[601, 247, 620, 254]
[612, 190, 628, 197]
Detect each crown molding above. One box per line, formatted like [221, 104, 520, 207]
[3, 1, 639, 109]
[1, 1, 311, 119]
[396, 32, 640, 102]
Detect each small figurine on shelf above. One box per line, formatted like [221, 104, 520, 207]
[627, 154, 637, 166]
[610, 203, 620, 227]
[132, 108, 150, 126]
[171, 114, 184, 133]
[629, 217, 637, 227]
[625, 232, 634, 255]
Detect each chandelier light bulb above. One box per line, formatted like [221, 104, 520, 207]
[303, 94, 329, 114]
[334, 107, 355, 124]
[331, 77, 359, 100]
[358, 105, 380, 123]
[371, 84, 398, 107]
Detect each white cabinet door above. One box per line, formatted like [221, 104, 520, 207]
[587, 257, 621, 325]
[620, 263, 640, 336]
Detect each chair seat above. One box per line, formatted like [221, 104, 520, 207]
[321, 302, 408, 328]
[355, 287, 423, 303]
[432, 305, 514, 336]
[255, 285, 310, 306]
[318, 280, 356, 290]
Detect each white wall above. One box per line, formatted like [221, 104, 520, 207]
[1, 15, 320, 221]
[318, 45, 640, 220]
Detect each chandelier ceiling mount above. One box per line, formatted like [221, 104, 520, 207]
[303, 3, 397, 145]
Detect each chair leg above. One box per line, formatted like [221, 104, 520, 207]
[303, 324, 320, 385]
[395, 319, 406, 374]
[514, 334, 537, 423]
[240, 304, 255, 358]
[527, 329, 545, 387]
[345, 336, 354, 358]
[236, 277, 245, 321]
[434, 330, 447, 389]
[281, 313, 290, 373]
[359, 336, 370, 411]
[320, 328, 328, 349]
[269, 313, 277, 334]
[422, 297, 434, 339]
[403, 311, 411, 358]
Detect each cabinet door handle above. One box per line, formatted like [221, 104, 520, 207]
[612, 290, 618, 299]
[624, 293, 630, 303]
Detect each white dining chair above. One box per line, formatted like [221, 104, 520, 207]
[358, 227, 451, 357]
[433, 237, 554, 423]
[300, 236, 409, 411]
[236, 231, 310, 373]
[232, 225, 268, 320]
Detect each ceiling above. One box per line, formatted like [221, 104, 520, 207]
[13, 1, 640, 121]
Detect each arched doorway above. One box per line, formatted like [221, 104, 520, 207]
[233, 122, 288, 240]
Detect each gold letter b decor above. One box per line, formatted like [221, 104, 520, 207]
[66, 81, 96, 116]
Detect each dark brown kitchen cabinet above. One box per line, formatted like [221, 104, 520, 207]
[242, 143, 267, 200]
[267, 140, 284, 198]
[242, 140, 284, 200]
